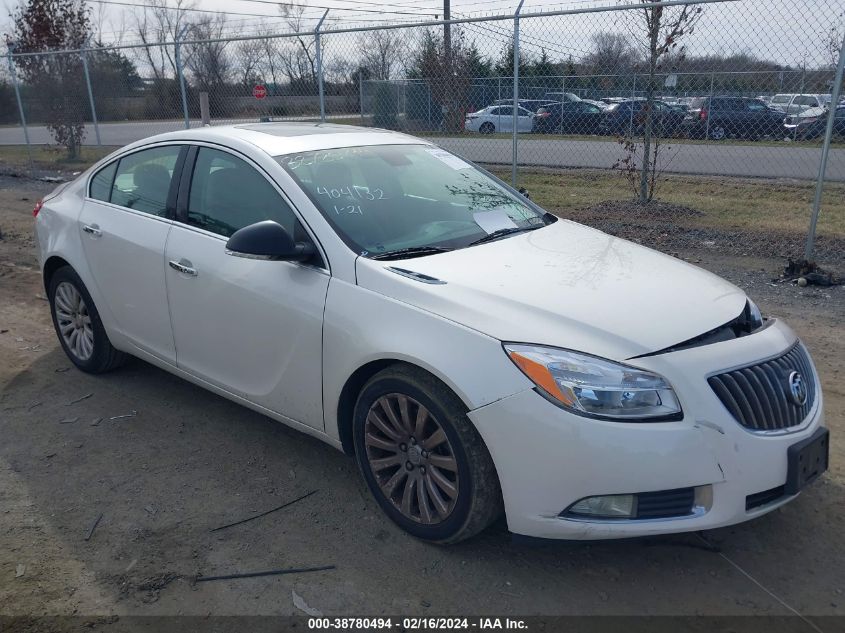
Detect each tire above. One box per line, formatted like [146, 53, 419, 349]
[479, 122, 495, 134]
[709, 125, 726, 141]
[48, 266, 126, 374]
[352, 364, 503, 544]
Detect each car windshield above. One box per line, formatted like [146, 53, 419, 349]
[276, 144, 548, 257]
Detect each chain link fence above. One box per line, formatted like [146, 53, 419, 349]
[2, 0, 844, 270]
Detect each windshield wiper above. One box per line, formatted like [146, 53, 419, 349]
[370, 246, 453, 261]
[467, 225, 543, 247]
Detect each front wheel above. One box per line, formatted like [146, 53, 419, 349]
[353, 365, 503, 544]
[48, 266, 126, 373]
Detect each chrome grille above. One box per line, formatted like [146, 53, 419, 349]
[708, 344, 816, 431]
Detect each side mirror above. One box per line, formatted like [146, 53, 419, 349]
[225, 220, 315, 262]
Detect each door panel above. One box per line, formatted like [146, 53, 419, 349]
[165, 145, 329, 429]
[164, 226, 329, 428]
[78, 145, 183, 363]
[79, 202, 175, 361]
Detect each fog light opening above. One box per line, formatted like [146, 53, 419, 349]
[567, 494, 637, 519]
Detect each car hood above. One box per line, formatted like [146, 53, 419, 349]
[355, 220, 747, 361]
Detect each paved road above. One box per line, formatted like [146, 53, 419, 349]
[1, 120, 843, 181]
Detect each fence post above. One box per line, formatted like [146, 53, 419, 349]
[512, 0, 525, 187]
[175, 25, 191, 129]
[804, 30, 845, 262]
[359, 74, 365, 125]
[705, 71, 714, 139]
[315, 9, 329, 123]
[80, 40, 101, 146]
[6, 45, 34, 173]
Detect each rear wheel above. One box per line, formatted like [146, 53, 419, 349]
[479, 122, 495, 134]
[48, 266, 126, 373]
[709, 125, 726, 140]
[353, 365, 502, 544]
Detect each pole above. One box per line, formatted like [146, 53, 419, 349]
[6, 46, 34, 173]
[512, 0, 525, 187]
[804, 31, 845, 262]
[706, 71, 714, 139]
[444, 0, 451, 67]
[315, 9, 329, 123]
[80, 41, 101, 146]
[359, 73, 365, 125]
[175, 24, 191, 129]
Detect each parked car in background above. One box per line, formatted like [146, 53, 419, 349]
[581, 99, 610, 111]
[534, 101, 606, 134]
[600, 99, 686, 136]
[786, 105, 845, 141]
[543, 92, 581, 104]
[768, 93, 796, 112]
[465, 105, 535, 134]
[769, 94, 831, 116]
[682, 96, 786, 140]
[493, 99, 556, 113]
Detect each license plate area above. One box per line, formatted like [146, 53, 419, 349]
[786, 427, 829, 495]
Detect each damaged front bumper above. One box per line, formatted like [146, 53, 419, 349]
[468, 318, 826, 539]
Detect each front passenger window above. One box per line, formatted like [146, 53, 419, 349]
[187, 147, 299, 238]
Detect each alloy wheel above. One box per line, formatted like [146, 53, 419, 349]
[364, 394, 459, 524]
[54, 281, 95, 361]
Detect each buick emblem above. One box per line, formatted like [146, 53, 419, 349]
[787, 371, 808, 406]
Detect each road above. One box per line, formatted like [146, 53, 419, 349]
[1, 119, 844, 181]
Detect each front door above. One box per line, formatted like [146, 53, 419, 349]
[164, 146, 329, 430]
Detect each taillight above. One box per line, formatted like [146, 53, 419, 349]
[537, 112, 550, 118]
[699, 108, 708, 121]
[33, 200, 44, 217]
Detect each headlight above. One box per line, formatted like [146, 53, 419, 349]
[746, 299, 763, 330]
[504, 344, 682, 421]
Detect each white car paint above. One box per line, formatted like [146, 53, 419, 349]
[464, 105, 535, 134]
[35, 123, 826, 540]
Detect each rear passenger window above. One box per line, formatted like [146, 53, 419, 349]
[89, 162, 117, 201]
[187, 147, 298, 238]
[110, 146, 181, 217]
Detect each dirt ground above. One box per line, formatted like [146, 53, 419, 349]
[1, 173, 844, 627]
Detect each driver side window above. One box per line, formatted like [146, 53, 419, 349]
[187, 147, 298, 238]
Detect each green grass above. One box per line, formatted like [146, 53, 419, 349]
[489, 167, 845, 237]
[0, 144, 118, 172]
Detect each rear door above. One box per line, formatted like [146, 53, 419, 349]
[79, 144, 185, 363]
[163, 145, 329, 429]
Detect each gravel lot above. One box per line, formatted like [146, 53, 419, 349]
[1, 174, 843, 627]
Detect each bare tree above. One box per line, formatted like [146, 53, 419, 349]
[622, 1, 703, 203]
[823, 20, 844, 70]
[277, 2, 320, 91]
[184, 14, 232, 91]
[132, 0, 194, 80]
[236, 38, 264, 88]
[359, 29, 402, 80]
[585, 32, 638, 74]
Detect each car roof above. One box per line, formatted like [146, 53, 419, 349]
[122, 122, 428, 157]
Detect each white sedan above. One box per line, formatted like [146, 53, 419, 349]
[464, 105, 535, 134]
[36, 124, 827, 543]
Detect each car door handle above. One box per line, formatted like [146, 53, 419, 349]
[82, 224, 102, 237]
[168, 259, 197, 276]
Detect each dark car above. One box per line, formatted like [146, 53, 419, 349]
[787, 106, 845, 141]
[533, 101, 606, 134]
[682, 96, 786, 140]
[600, 100, 686, 137]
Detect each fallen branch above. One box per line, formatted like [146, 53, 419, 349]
[210, 490, 317, 532]
[195, 565, 335, 583]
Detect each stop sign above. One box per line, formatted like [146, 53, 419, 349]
[253, 84, 267, 99]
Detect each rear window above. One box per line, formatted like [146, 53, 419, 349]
[771, 95, 792, 104]
[690, 97, 707, 109]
